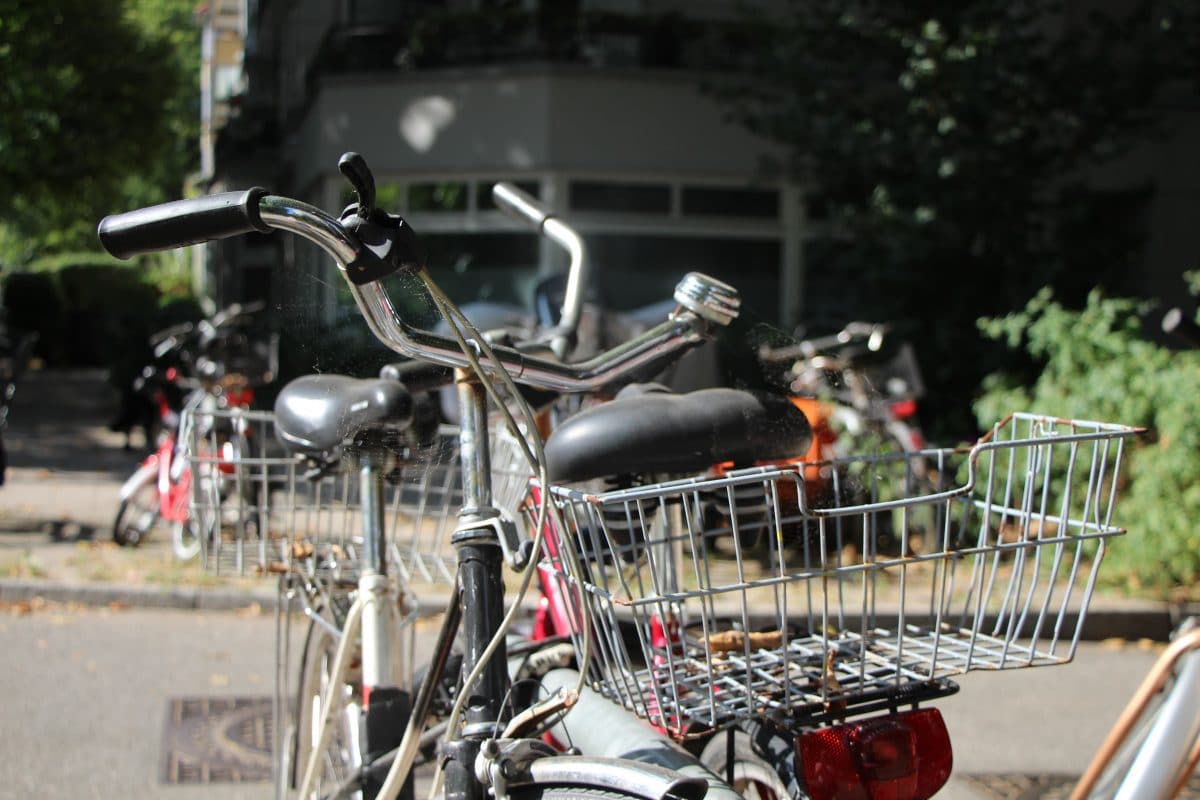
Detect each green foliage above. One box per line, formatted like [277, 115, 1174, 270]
[1, 271, 64, 359]
[0, 0, 198, 255]
[721, 0, 1200, 439]
[976, 286, 1200, 597]
[0, 259, 190, 369]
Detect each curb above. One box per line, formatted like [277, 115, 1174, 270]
[0, 578, 277, 612]
[0, 577, 1186, 641]
[0, 578, 461, 617]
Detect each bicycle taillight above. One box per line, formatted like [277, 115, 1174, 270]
[889, 399, 918, 420]
[226, 387, 255, 407]
[796, 708, 952, 800]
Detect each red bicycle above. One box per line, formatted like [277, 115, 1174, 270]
[112, 304, 274, 558]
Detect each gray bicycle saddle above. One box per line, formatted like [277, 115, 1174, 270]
[543, 385, 813, 482]
[274, 374, 413, 456]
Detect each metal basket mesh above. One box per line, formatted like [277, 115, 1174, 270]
[534, 412, 1141, 735]
[185, 408, 532, 583]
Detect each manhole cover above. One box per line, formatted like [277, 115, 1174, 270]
[162, 696, 274, 784]
[958, 774, 1076, 800]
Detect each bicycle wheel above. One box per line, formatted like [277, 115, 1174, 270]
[286, 600, 363, 799]
[113, 472, 160, 547]
[699, 728, 802, 800]
[170, 518, 202, 560]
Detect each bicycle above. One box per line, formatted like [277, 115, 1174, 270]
[1065, 306, 1200, 799]
[100, 153, 746, 800]
[112, 303, 276, 558]
[99, 153, 1143, 800]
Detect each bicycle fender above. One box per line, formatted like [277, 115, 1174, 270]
[118, 459, 159, 503]
[523, 755, 708, 800]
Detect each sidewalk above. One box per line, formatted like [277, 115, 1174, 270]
[0, 367, 275, 610]
[0, 367, 1189, 641]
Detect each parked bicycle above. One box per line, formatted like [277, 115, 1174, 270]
[111, 303, 277, 558]
[99, 153, 1142, 800]
[758, 321, 927, 460]
[1064, 308, 1200, 799]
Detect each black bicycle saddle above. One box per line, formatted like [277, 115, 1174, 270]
[543, 386, 813, 483]
[274, 374, 413, 456]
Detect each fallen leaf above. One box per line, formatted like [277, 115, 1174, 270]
[236, 602, 262, 618]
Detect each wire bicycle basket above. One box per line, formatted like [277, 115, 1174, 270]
[534, 412, 1142, 737]
[185, 408, 532, 584]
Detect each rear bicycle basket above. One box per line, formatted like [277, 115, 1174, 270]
[186, 410, 531, 584]
[535, 412, 1142, 737]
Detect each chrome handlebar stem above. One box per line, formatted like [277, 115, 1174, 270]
[259, 195, 715, 393]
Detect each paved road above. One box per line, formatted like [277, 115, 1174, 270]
[0, 604, 278, 800]
[0, 602, 1169, 800]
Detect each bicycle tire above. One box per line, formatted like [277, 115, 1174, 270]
[285, 600, 363, 798]
[113, 474, 160, 547]
[170, 518, 201, 560]
[699, 727, 804, 800]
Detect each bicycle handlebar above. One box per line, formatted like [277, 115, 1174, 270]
[98, 167, 734, 394]
[491, 182, 586, 358]
[758, 321, 888, 363]
[98, 188, 272, 259]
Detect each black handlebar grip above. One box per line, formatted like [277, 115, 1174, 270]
[97, 188, 272, 259]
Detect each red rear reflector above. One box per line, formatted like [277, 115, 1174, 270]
[797, 709, 952, 800]
[890, 399, 918, 419]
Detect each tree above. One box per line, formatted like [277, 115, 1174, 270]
[721, 0, 1199, 438]
[0, 0, 198, 256]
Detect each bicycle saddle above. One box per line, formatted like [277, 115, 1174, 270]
[274, 374, 413, 456]
[543, 386, 813, 482]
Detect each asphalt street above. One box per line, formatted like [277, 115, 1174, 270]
[0, 602, 1169, 800]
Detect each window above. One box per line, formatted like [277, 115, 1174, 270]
[421, 232, 540, 308]
[587, 234, 780, 316]
[409, 181, 469, 212]
[681, 186, 778, 219]
[339, 182, 403, 212]
[569, 181, 670, 214]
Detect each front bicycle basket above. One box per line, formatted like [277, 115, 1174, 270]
[535, 412, 1142, 737]
[186, 410, 532, 584]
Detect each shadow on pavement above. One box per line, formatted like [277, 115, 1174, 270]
[4, 367, 145, 479]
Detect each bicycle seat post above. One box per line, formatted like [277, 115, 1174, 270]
[358, 451, 388, 577]
[444, 369, 510, 800]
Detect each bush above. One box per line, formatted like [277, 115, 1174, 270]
[975, 284, 1200, 598]
[56, 263, 161, 366]
[1, 271, 65, 361]
[1, 259, 197, 376]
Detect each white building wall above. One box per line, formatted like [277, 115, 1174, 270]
[291, 68, 783, 190]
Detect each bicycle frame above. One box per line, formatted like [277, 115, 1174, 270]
[1073, 622, 1200, 799]
[100, 154, 1137, 800]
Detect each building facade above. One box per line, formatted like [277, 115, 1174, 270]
[205, 0, 815, 341]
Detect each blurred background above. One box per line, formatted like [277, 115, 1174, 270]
[2, 0, 1200, 596]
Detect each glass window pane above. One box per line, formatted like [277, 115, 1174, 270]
[569, 181, 670, 214]
[409, 181, 469, 212]
[422, 232, 540, 308]
[339, 182, 403, 212]
[587, 234, 780, 317]
[681, 186, 778, 219]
